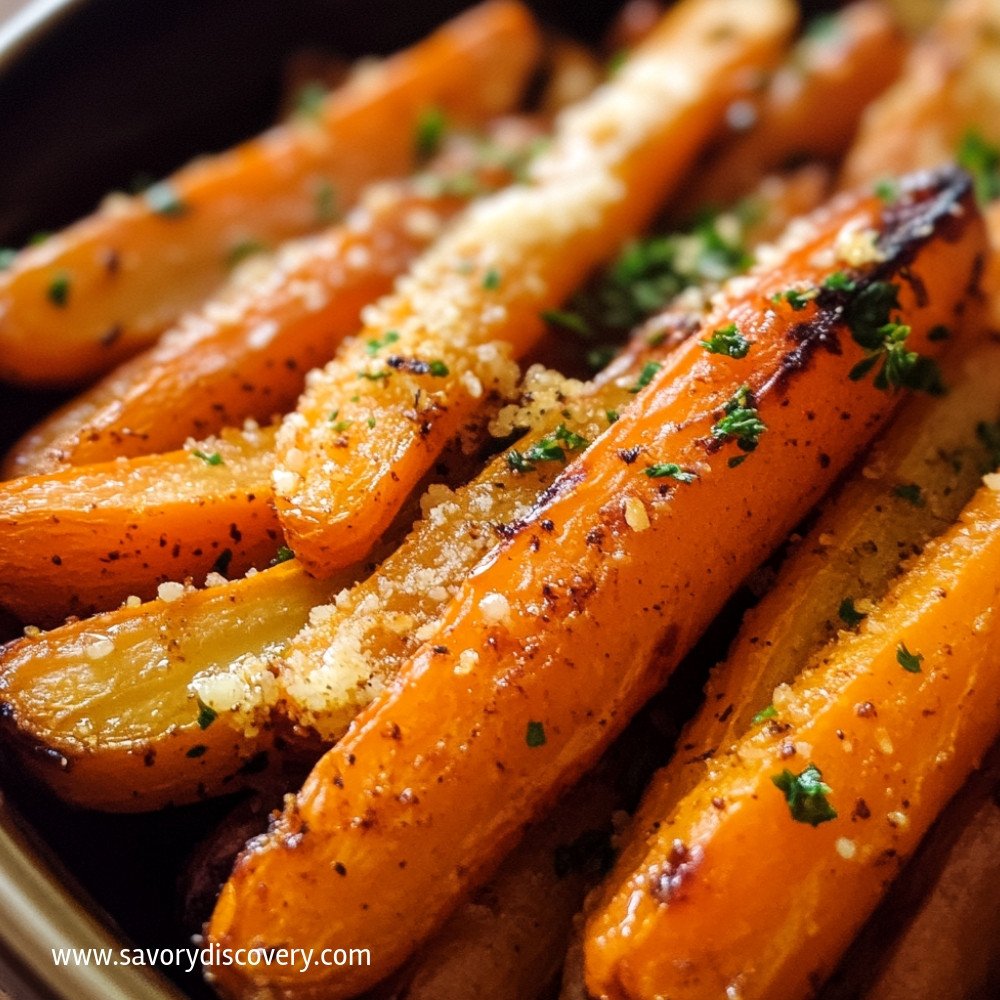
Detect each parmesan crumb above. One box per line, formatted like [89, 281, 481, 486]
[835, 837, 857, 860]
[887, 810, 909, 829]
[623, 495, 650, 532]
[157, 581, 186, 603]
[83, 634, 115, 660]
[983, 472, 1000, 491]
[455, 649, 480, 675]
[125, 595, 142, 608]
[479, 592, 511, 624]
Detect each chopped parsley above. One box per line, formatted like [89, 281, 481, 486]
[315, 179, 339, 225]
[366, 330, 400, 355]
[771, 287, 816, 311]
[823, 271, 855, 292]
[506, 424, 588, 472]
[186, 744, 208, 759]
[427, 359, 449, 377]
[482, 268, 501, 290]
[772, 762, 838, 826]
[700, 322, 750, 358]
[293, 81, 326, 120]
[329, 409, 352, 432]
[541, 308, 591, 336]
[270, 545, 295, 566]
[606, 409, 619, 424]
[145, 182, 188, 218]
[226, 239, 267, 268]
[842, 281, 944, 394]
[712, 385, 766, 460]
[892, 482, 924, 507]
[47, 271, 71, 308]
[838, 597, 867, 629]
[644, 463, 696, 483]
[414, 107, 447, 162]
[358, 369, 390, 383]
[874, 177, 900, 203]
[896, 642, 923, 673]
[751, 704, 777, 725]
[196, 698, 218, 730]
[367, 415, 377, 429]
[629, 360, 662, 394]
[191, 449, 223, 466]
[957, 129, 1000, 204]
[526, 720, 546, 748]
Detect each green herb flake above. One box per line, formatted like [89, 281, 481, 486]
[293, 81, 327, 120]
[146, 182, 188, 218]
[772, 762, 838, 826]
[526, 720, 546, 748]
[506, 450, 535, 473]
[874, 178, 899, 203]
[191, 449, 223, 466]
[822, 271, 856, 292]
[554, 424, 589, 451]
[367, 416, 377, 429]
[196, 699, 218, 730]
[770, 287, 816, 311]
[957, 129, 1000, 204]
[644, 463, 696, 483]
[700, 322, 751, 358]
[606, 410, 619, 424]
[47, 271, 71, 308]
[428, 359, 449, 377]
[896, 642, 923, 673]
[226, 239, 267, 268]
[712, 385, 766, 457]
[270, 545, 295, 566]
[315, 179, 339, 225]
[751, 704, 777, 725]
[415, 107, 448, 162]
[629, 360, 662, 394]
[0, 248, 16, 270]
[482, 268, 502, 290]
[892, 482, 924, 507]
[186, 744, 208, 759]
[607, 50, 628, 76]
[358, 369, 390, 383]
[366, 330, 400, 356]
[838, 597, 867, 629]
[541, 308, 591, 336]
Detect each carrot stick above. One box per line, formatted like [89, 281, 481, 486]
[272, 0, 796, 577]
[0, 425, 282, 626]
[582, 475, 1000, 1000]
[677, 0, 907, 212]
[2, 132, 535, 478]
[206, 169, 984, 1000]
[0, 1, 541, 386]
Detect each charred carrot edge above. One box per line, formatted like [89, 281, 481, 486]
[206, 170, 984, 999]
[272, 0, 796, 577]
[0, 0, 541, 386]
[0, 426, 283, 626]
[2, 138, 533, 478]
[678, 0, 907, 211]
[583, 476, 1000, 1000]
[0, 559, 341, 812]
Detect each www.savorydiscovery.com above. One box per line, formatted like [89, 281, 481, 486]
[51, 943, 372, 975]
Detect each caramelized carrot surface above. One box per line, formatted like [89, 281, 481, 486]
[206, 170, 984, 999]
[0, 1, 540, 386]
[273, 0, 796, 576]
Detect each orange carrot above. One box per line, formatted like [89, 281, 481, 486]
[0, 1, 541, 386]
[583, 476, 1000, 1000]
[272, 0, 796, 577]
[0, 425, 280, 626]
[206, 169, 984, 999]
[3, 136, 530, 477]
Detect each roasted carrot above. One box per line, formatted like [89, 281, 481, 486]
[677, 0, 907, 212]
[627, 334, 1000, 825]
[841, 0, 1000, 189]
[0, 1, 541, 386]
[206, 170, 984, 999]
[583, 475, 1000, 1000]
[2, 132, 536, 479]
[0, 560, 334, 811]
[272, 0, 796, 577]
[0, 425, 284, 626]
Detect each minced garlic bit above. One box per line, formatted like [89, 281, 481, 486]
[623, 495, 650, 532]
[835, 837, 857, 860]
[22, 625, 41, 638]
[124, 595, 142, 608]
[82, 634, 115, 660]
[157, 581, 186, 603]
[479, 592, 511, 624]
[455, 649, 480, 676]
[887, 810, 909, 830]
[834, 224, 885, 267]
